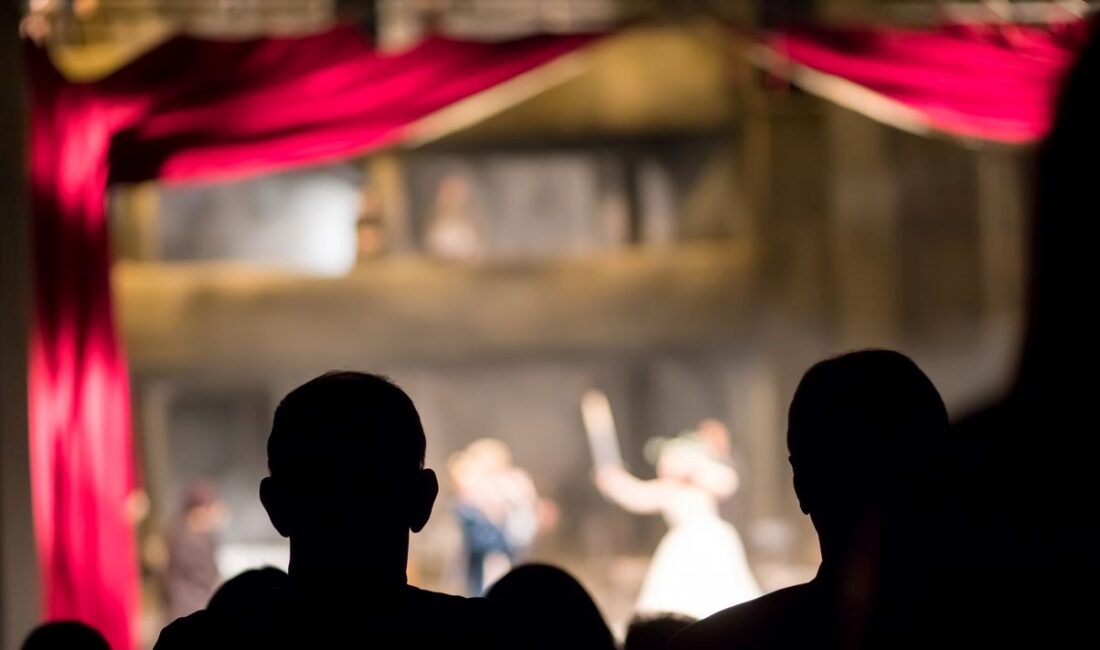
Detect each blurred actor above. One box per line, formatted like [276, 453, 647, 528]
[449, 438, 554, 595]
[424, 174, 483, 261]
[596, 421, 761, 619]
[165, 481, 226, 620]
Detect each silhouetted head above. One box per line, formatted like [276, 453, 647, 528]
[22, 621, 109, 650]
[209, 566, 289, 614]
[624, 613, 697, 650]
[260, 372, 438, 577]
[204, 567, 290, 642]
[486, 563, 617, 650]
[788, 351, 948, 551]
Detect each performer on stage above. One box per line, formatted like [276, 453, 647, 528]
[448, 439, 550, 595]
[424, 174, 484, 262]
[163, 480, 228, 620]
[591, 417, 761, 619]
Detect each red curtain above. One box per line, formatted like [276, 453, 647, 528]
[25, 27, 592, 650]
[767, 20, 1092, 143]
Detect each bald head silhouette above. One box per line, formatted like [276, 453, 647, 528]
[260, 371, 439, 584]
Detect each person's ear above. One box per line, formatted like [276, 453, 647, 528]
[409, 469, 439, 533]
[260, 476, 293, 538]
[791, 456, 812, 515]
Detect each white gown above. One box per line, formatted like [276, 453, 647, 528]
[634, 487, 762, 620]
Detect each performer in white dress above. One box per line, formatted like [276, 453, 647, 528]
[593, 420, 762, 620]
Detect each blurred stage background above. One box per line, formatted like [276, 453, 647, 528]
[4, 1, 1084, 647]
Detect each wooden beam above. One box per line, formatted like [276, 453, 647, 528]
[825, 105, 902, 347]
[116, 242, 757, 377]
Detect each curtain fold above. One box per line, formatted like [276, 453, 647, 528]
[25, 26, 594, 650]
[762, 20, 1092, 143]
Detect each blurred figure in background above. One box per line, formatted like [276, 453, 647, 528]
[424, 174, 483, 262]
[595, 420, 761, 619]
[164, 480, 226, 620]
[449, 438, 556, 595]
[356, 186, 388, 262]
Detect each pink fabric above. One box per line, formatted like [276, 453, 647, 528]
[25, 27, 593, 650]
[769, 21, 1093, 143]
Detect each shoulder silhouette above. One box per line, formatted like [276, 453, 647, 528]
[625, 613, 696, 650]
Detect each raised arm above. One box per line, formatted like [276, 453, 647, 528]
[595, 465, 669, 514]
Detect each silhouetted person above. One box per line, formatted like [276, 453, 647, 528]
[190, 567, 291, 645]
[207, 566, 289, 612]
[624, 613, 696, 650]
[948, 18, 1100, 646]
[674, 350, 950, 650]
[22, 621, 109, 650]
[155, 371, 512, 648]
[485, 563, 617, 650]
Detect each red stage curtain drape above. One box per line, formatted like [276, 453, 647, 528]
[766, 20, 1092, 143]
[25, 27, 592, 650]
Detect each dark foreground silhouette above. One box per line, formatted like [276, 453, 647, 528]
[22, 621, 109, 650]
[675, 350, 951, 650]
[625, 613, 696, 650]
[945, 17, 1100, 647]
[486, 563, 617, 650]
[154, 372, 516, 648]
